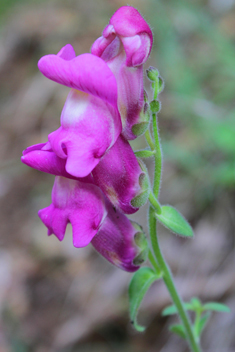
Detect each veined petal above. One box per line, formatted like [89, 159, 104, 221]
[92, 135, 148, 214]
[92, 200, 141, 272]
[38, 177, 107, 247]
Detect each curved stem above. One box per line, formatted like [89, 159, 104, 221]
[148, 250, 161, 275]
[148, 102, 202, 351]
[149, 192, 162, 214]
[149, 207, 202, 352]
[145, 129, 155, 151]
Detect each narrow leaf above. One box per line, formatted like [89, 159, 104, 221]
[203, 302, 230, 313]
[169, 324, 186, 339]
[195, 312, 211, 337]
[162, 303, 193, 316]
[156, 206, 193, 237]
[129, 267, 158, 332]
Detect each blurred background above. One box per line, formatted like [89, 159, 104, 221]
[0, 0, 235, 351]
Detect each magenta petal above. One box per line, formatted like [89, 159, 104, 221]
[92, 135, 145, 214]
[91, 200, 139, 272]
[48, 90, 121, 177]
[122, 33, 151, 67]
[38, 53, 118, 107]
[21, 143, 93, 183]
[109, 6, 153, 42]
[57, 44, 76, 60]
[38, 177, 107, 247]
[21, 143, 73, 179]
[91, 6, 152, 140]
[39, 205, 67, 241]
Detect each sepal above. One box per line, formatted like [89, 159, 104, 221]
[132, 222, 149, 265]
[130, 159, 151, 208]
[132, 102, 151, 137]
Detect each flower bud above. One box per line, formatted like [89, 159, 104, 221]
[146, 66, 159, 81]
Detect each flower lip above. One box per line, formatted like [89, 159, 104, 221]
[21, 143, 93, 183]
[109, 6, 153, 41]
[91, 6, 153, 67]
[38, 52, 119, 108]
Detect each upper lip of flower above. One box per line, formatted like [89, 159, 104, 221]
[37, 48, 122, 178]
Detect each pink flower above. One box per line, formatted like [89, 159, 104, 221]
[38, 44, 122, 177]
[21, 6, 152, 271]
[21, 140, 149, 214]
[38, 176, 107, 247]
[38, 176, 145, 272]
[91, 6, 153, 140]
[92, 135, 149, 214]
[92, 199, 146, 272]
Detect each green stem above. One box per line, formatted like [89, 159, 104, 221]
[152, 113, 162, 197]
[148, 97, 202, 351]
[148, 250, 161, 276]
[149, 207, 202, 352]
[194, 310, 202, 342]
[149, 192, 162, 214]
[145, 129, 155, 151]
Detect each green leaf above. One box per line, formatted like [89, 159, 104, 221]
[129, 267, 158, 332]
[195, 312, 211, 338]
[155, 206, 194, 237]
[203, 302, 230, 313]
[162, 303, 193, 316]
[190, 297, 202, 311]
[169, 324, 186, 339]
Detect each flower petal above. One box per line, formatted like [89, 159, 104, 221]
[109, 6, 153, 41]
[21, 143, 94, 183]
[38, 177, 107, 247]
[57, 44, 76, 60]
[92, 135, 148, 214]
[91, 6, 153, 140]
[91, 200, 140, 272]
[38, 52, 118, 108]
[48, 89, 121, 177]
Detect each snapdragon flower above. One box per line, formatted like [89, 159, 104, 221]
[21, 6, 152, 272]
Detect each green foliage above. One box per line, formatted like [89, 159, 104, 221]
[169, 324, 187, 339]
[155, 206, 194, 237]
[146, 67, 159, 82]
[194, 312, 211, 339]
[133, 230, 149, 266]
[132, 122, 150, 137]
[128, 267, 159, 332]
[162, 303, 193, 316]
[150, 100, 161, 113]
[163, 297, 230, 342]
[203, 302, 230, 313]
